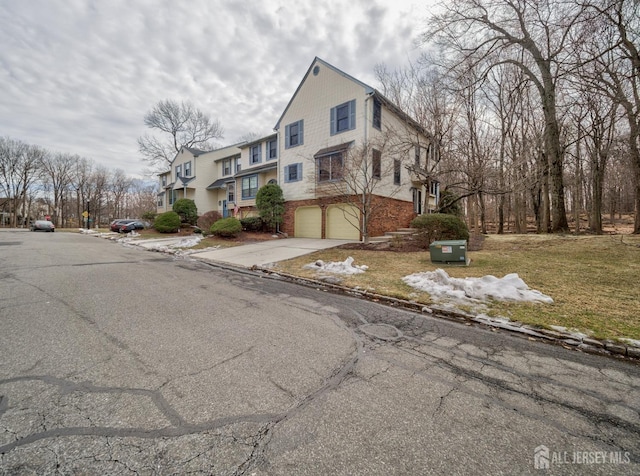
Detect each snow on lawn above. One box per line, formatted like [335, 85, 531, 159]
[304, 257, 368, 275]
[141, 236, 206, 254]
[403, 268, 553, 304]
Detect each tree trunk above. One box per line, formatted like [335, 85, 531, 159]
[541, 77, 569, 232]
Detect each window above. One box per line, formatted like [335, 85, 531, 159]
[250, 144, 262, 165]
[184, 161, 192, 177]
[330, 100, 356, 135]
[317, 153, 343, 182]
[415, 145, 421, 167]
[157, 195, 164, 207]
[430, 180, 439, 196]
[169, 190, 175, 205]
[235, 158, 241, 173]
[161, 175, 167, 187]
[223, 159, 231, 176]
[175, 165, 182, 178]
[372, 149, 381, 179]
[227, 182, 235, 203]
[285, 120, 304, 149]
[268, 139, 277, 160]
[284, 163, 302, 183]
[373, 98, 382, 130]
[393, 159, 401, 185]
[241, 174, 259, 199]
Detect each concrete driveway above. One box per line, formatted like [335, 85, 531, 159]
[190, 238, 352, 267]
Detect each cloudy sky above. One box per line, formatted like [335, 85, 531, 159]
[0, 0, 435, 178]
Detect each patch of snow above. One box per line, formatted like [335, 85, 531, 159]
[170, 236, 201, 248]
[143, 236, 205, 254]
[304, 256, 368, 275]
[402, 268, 553, 304]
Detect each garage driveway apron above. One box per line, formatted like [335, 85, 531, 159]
[190, 238, 352, 268]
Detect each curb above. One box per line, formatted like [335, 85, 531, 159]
[249, 266, 640, 362]
[93, 231, 639, 363]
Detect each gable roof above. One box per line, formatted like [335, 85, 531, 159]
[273, 56, 427, 137]
[240, 133, 277, 149]
[274, 57, 374, 131]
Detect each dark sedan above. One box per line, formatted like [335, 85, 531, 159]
[119, 220, 149, 233]
[30, 220, 55, 232]
[110, 219, 135, 232]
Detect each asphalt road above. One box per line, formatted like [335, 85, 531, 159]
[1, 229, 639, 475]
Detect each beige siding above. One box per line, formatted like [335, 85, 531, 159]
[237, 136, 279, 208]
[279, 61, 366, 202]
[278, 58, 431, 209]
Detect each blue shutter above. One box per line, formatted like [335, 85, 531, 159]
[298, 120, 304, 145]
[258, 144, 262, 163]
[284, 165, 290, 183]
[349, 100, 356, 130]
[330, 107, 336, 135]
[285, 124, 291, 149]
[297, 162, 303, 181]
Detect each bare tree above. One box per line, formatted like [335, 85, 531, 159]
[40, 152, 76, 226]
[307, 135, 401, 243]
[0, 138, 45, 227]
[424, 0, 597, 232]
[127, 179, 158, 219]
[583, 0, 640, 233]
[376, 60, 458, 215]
[109, 169, 132, 219]
[137, 99, 224, 171]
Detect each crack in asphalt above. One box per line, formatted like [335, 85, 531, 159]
[0, 329, 364, 475]
[3, 259, 639, 472]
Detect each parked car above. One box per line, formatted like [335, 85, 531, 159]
[110, 219, 135, 232]
[31, 220, 55, 232]
[119, 220, 149, 233]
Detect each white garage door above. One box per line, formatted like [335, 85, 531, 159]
[326, 204, 360, 240]
[294, 206, 322, 238]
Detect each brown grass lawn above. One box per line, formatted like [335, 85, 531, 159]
[275, 234, 640, 342]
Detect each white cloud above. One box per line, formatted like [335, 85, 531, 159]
[0, 0, 432, 178]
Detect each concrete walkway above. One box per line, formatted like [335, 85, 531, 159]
[190, 238, 352, 268]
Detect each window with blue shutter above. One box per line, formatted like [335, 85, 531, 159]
[331, 100, 356, 135]
[250, 144, 262, 164]
[268, 139, 277, 159]
[284, 163, 302, 183]
[285, 120, 304, 149]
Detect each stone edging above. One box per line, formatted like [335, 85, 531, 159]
[92, 230, 639, 363]
[251, 266, 640, 362]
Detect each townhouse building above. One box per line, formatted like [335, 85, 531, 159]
[157, 144, 244, 217]
[275, 57, 438, 240]
[157, 57, 439, 240]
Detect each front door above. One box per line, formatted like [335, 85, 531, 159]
[222, 200, 228, 218]
[413, 188, 422, 214]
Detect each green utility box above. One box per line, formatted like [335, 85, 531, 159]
[429, 240, 469, 265]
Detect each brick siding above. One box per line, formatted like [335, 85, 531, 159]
[282, 195, 416, 239]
